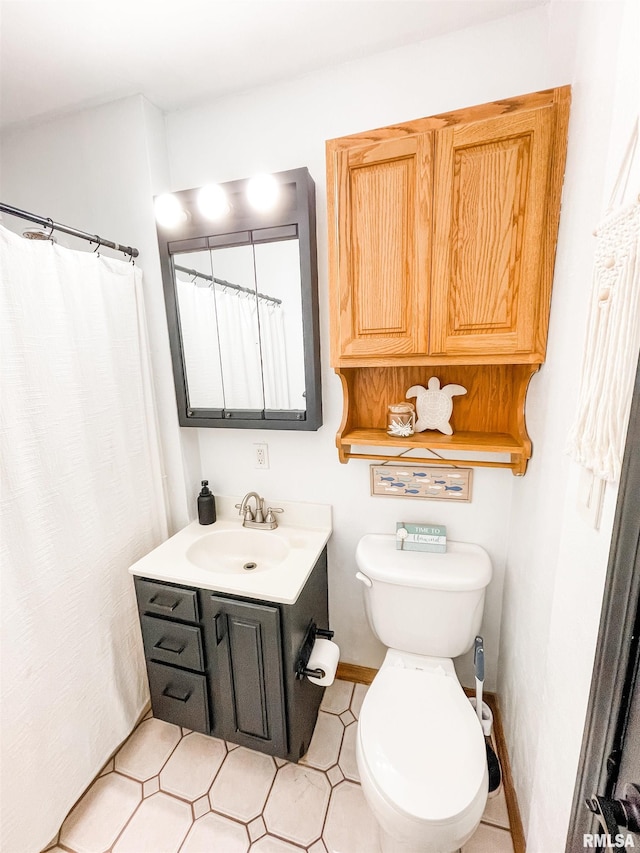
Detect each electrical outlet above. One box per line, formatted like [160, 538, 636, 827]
[254, 443, 269, 469]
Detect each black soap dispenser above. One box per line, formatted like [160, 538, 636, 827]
[197, 480, 216, 525]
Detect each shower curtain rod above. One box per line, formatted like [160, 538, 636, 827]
[0, 202, 139, 259]
[174, 263, 281, 306]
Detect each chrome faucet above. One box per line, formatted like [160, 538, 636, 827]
[238, 492, 263, 524]
[236, 492, 283, 530]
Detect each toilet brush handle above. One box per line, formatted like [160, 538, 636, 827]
[475, 644, 484, 682]
[474, 636, 483, 669]
[475, 644, 485, 725]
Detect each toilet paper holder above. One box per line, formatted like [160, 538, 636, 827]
[295, 622, 335, 680]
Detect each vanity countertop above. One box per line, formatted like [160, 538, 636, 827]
[129, 496, 332, 604]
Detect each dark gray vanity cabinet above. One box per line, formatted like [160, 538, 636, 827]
[133, 547, 329, 762]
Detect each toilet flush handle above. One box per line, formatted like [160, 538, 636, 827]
[356, 572, 372, 588]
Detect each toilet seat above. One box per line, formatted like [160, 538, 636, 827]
[358, 662, 487, 824]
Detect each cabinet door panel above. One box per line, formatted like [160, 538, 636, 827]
[334, 134, 432, 357]
[206, 596, 286, 755]
[430, 108, 554, 356]
[228, 616, 271, 738]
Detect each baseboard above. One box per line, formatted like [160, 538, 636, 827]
[338, 663, 525, 853]
[484, 693, 526, 853]
[336, 661, 378, 685]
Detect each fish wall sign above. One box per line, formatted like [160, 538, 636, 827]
[370, 465, 473, 502]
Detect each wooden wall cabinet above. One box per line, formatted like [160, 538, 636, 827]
[326, 88, 570, 475]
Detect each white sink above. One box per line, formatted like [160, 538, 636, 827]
[129, 496, 332, 604]
[186, 529, 290, 573]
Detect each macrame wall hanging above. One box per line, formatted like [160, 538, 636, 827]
[566, 119, 640, 482]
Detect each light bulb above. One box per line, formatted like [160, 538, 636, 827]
[154, 194, 188, 228]
[247, 173, 280, 211]
[198, 184, 230, 220]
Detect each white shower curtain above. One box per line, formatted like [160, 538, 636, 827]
[0, 225, 168, 852]
[175, 273, 293, 411]
[259, 302, 291, 409]
[176, 275, 225, 407]
[216, 288, 266, 409]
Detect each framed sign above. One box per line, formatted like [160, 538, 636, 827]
[370, 465, 473, 502]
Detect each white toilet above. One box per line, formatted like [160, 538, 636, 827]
[355, 534, 493, 853]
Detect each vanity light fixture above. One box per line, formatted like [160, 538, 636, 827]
[154, 193, 188, 228]
[197, 184, 231, 220]
[247, 173, 280, 212]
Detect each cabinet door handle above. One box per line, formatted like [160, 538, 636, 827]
[154, 638, 185, 655]
[214, 612, 226, 645]
[148, 593, 179, 612]
[162, 686, 192, 703]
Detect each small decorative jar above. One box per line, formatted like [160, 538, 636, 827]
[386, 403, 416, 437]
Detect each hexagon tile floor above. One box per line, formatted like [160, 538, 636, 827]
[44, 679, 515, 853]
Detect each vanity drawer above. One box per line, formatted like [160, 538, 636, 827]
[135, 578, 199, 623]
[147, 661, 210, 734]
[141, 615, 205, 672]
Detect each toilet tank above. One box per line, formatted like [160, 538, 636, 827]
[355, 534, 492, 658]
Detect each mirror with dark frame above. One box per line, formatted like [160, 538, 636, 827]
[156, 167, 321, 430]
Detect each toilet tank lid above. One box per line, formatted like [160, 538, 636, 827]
[356, 535, 492, 591]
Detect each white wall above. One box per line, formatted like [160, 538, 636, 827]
[0, 95, 200, 533]
[498, 0, 639, 848]
[164, 4, 576, 691]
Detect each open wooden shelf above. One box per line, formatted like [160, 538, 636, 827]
[335, 364, 539, 476]
[338, 428, 528, 472]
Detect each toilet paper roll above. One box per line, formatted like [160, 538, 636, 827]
[306, 638, 340, 687]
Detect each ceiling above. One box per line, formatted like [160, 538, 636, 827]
[0, 0, 545, 130]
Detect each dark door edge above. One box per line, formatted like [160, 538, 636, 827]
[566, 353, 640, 852]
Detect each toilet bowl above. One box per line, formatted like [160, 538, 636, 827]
[355, 534, 493, 853]
[356, 651, 488, 852]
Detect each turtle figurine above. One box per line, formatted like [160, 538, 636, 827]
[406, 377, 467, 435]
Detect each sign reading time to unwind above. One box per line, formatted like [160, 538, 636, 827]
[396, 523, 447, 553]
